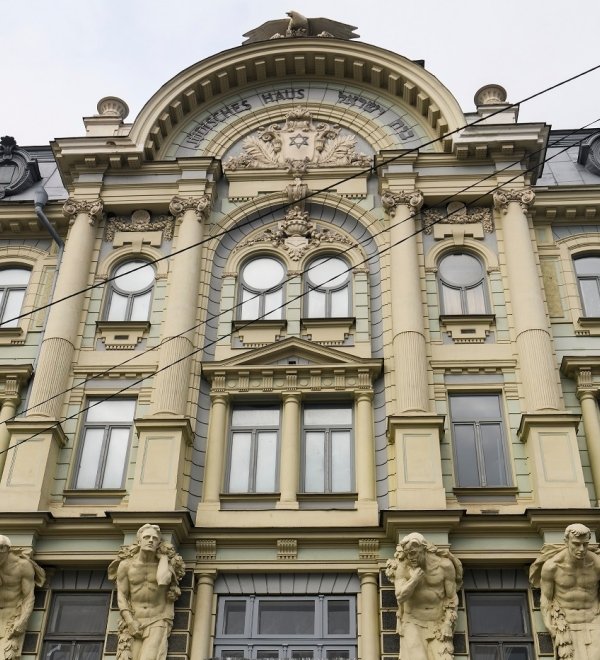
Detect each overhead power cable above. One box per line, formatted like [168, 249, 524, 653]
[1, 122, 597, 458]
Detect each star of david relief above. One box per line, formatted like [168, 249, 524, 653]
[232, 206, 357, 261]
[224, 108, 371, 174]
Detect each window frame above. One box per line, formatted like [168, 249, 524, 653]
[301, 402, 354, 494]
[42, 591, 110, 660]
[226, 404, 281, 494]
[0, 266, 31, 328]
[466, 591, 534, 660]
[304, 255, 352, 319]
[72, 398, 136, 490]
[103, 259, 155, 323]
[438, 251, 488, 316]
[574, 254, 600, 318]
[449, 392, 511, 488]
[238, 256, 286, 321]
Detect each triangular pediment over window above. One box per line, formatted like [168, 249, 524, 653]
[202, 337, 382, 394]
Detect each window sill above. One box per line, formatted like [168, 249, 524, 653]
[232, 319, 287, 330]
[298, 492, 357, 509]
[300, 317, 355, 346]
[439, 314, 495, 344]
[453, 486, 518, 502]
[231, 319, 287, 348]
[220, 492, 280, 510]
[63, 488, 126, 505]
[96, 321, 150, 350]
[0, 326, 25, 345]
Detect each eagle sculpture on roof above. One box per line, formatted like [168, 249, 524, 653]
[242, 11, 359, 44]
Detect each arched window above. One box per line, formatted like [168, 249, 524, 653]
[239, 256, 285, 320]
[0, 267, 30, 328]
[574, 255, 600, 317]
[438, 252, 487, 315]
[105, 260, 155, 322]
[305, 255, 351, 318]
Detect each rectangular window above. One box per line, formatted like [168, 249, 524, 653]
[302, 404, 353, 493]
[466, 592, 533, 660]
[449, 393, 509, 488]
[42, 592, 110, 660]
[74, 398, 136, 489]
[228, 405, 280, 493]
[216, 596, 356, 660]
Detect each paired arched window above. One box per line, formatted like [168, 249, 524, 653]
[0, 267, 30, 328]
[239, 256, 285, 320]
[574, 255, 600, 317]
[438, 252, 487, 315]
[305, 255, 351, 318]
[105, 260, 155, 322]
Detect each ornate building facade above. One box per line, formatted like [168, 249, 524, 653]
[1, 11, 600, 660]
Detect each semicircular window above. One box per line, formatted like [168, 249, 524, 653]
[105, 260, 155, 322]
[305, 256, 350, 318]
[239, 256, 285, 320]
[438, 253, 487, 315]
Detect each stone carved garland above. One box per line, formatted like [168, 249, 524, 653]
[224, 108, 371, 174]
[422, 203, 494, 234]
[233, 206, 357, 261]
[105, 209, 175, 241]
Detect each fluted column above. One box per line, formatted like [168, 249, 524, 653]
[0, 396, 18, 479]
[28, 198, 103, 417]
[277, 392, 301, 508]
[202, 393, 229, 504]
[494, 189, 561, 411]
[190, 571, 216, 660]
[150, 195, 210, 415]
[579, 387, 600, 505]
[382, 190, 428, 413]
[359, 571, 380, 660]
[355, 391, 376, 502]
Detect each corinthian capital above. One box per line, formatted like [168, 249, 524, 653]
[169, 195, 211, 221]
[382, 190, 424, 217]
[493, 188, 535, 213]
[62, 198, 104, 225]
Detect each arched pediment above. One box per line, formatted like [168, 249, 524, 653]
[129, 39, 466, 162]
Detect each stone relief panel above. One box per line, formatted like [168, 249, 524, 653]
[105, 210, 175, 242]
[422, 202, 494, 234]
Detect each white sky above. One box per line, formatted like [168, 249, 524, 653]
[4, 0, 600, 145]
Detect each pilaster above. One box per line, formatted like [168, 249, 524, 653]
[359, 570, 381, 660]
[190, 570, 217, 660]
[277, 392, 302, 509]
[198, 393, 229, 516]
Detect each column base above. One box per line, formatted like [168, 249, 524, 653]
[0, 419, 66, 511]
[519, 412, 590, 508]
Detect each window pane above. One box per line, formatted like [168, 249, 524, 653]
[49, 594, 109, 634]
[579, 278, 600, 316]
[330, 287, 349, 317]
[232, 407, 279, 427]
[468, 594, 528, 635]
[291, 652, 314, 660]
[506, 647, 531, 660]
[465, 283, 486, 314]
[439, 253, 482, 286]
[257, 652, 280, 660]
[219, 652, 245, 660]
[454, 424, 480, 487]
[2, 289, 25, 326]
[574, 256, 600, 276]
[326, 652, 350, 660]
[304, 406, 352, 426]
[255, 431, 277, 492]
[304, 431, 325, 492]
[114, 261, 154, 292]
[327, 601, 350, 635]
[480, 423, 506, 486]
[130, 292, 151, 321]
[223, 601, 246, 635]
[264, 289, 283, 319]
[450, 395, 500, 421]
[75, 429, 104, 489]
[101, 428, 129, 488]
[307, 289, 326, 317]
[441, 284, 462, 314]
[106, 292, 128, 321]
[258, 601, 315, 635]
[229, 432, 252, 492]
[470, 645, 500, 660]
[0, 268, 30, 286]
[41, 642, 74, 660]
[243, 258, 285, 289]
[331, 431, 352, 492]
[241, 288, 260, 319]
[307, 257, 348, 289]
[42, 642, 104, 660]
[86, 399, 135, 424]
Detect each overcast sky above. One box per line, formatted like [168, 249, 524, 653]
[4, 0, 600, 145]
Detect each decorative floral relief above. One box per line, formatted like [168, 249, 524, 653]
[224, 108, 371, 174]
[233, 206, 356, 261]
[105, 209, 174, 241]
[421, 203, 494, 234]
